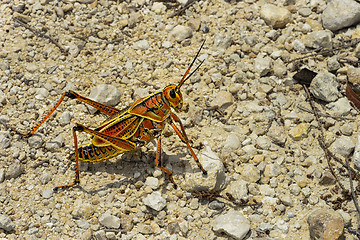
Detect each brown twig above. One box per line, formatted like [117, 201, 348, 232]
[302, 85, 346, 190]
[168, 0, 198, 18]
[322, 147, 360, 181]
[13, 17, 68, 55]
[288, 38, 360, 64]
[297, 105, 354, 121]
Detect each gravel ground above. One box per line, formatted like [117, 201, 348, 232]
[1, 0, 360, 239]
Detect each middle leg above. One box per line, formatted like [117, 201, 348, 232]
[155, 136, 177, 188]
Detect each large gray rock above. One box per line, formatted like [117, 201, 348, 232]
[309, 71, 339, 102]
[322, 0, 360, 31]
[212, 210, 250, 240]
[0, 214, 15, 232]
[182, 145, 227, 191]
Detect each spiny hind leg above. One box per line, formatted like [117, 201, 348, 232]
[6, 91, 120, 137]
[155, 136, 177, 189]
[54, 123, 136, 191]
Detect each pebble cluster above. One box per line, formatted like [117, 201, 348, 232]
[1, 0, 360, 239]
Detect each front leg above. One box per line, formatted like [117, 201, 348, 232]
[169, 119, 207, 176]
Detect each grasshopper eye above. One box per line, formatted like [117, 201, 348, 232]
[169, 89, 176, 98]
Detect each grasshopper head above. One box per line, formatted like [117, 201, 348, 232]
[163, 40, 206, 112]
[164, 84, 183, 111]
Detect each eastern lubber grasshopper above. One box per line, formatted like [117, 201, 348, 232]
[8, 40, 207, 190]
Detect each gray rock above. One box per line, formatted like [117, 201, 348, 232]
[142, 192, 166, 211]
[76, 219, 90, 229]
[45, 134, 65, 152]
[309, 71, 339, 102]
[88, 84, 121, 114]
[212, 209, 250, 240]
[326, 98, 352, 116]
[260, 4, 292, 29]
[188, 198, 199, 210]
[55, 6, 64, 18]
[210, 90, 233, 110]
[307, 209, 344, 240]
[299, 7, 312, 17]
[209, 200, 225, 210]
[304, 30, 332, 49]
[144, 177, 160, 189]
[332, 135, 355, 157]
[162, 41, 172, 49]
[322, 0, 360, 31]
[327, 56, 340, 72]
[28, 134, 43, 149]
[353, 133, 360, 170]
[289, 184, 301, 196]
[226, 180, 249, 202]
[276, 219, 289, 234]
[35, 88, 49, 100]
[214, 34, 232, 49]
[40, 172, 52, 185]
[254, 55, 272, 77]
[0, 214, 15, 232]
[26, 63, 38, 73]
[238, 164, 260, 183]
[256, 136, 271, 150]
[0, 169, 4, 183]
[259, 184, 275, 197]
[266, 29, 278, 40]
[0, 91, 7, 105]
[5, 162, 23, 179]
[68, 42, 80, 57]
[267, 124, 287, 145]
[0, 131, 11, 149]
[183, 145, 227, 191]
[319, 171, 336, 186]
[151, 2, 166, 14]
[99, 213, 121, 229]
[169, 25, 192, 42]
[222, 133, 241, 154]
[71, 201, 94, 219]
[42, 189, 53, 199]
[133, 40, 150, 51]
[28, 227, 39, 234]
[59, 111, 72, 126]
[292, 39, 305, 52]
[273, 58, 287, 77]
[257, 222, 273, 232]
[94, 230, 106, 240]
[168, 222, 180, 235]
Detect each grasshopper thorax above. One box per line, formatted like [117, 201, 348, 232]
[163, 84, 183, 111]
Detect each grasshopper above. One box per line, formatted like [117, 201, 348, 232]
[9, 41, 207, 190]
